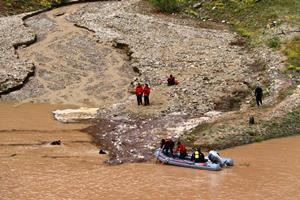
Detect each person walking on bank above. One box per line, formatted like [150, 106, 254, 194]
[143, 84, 151, 106]
[135, 83, 144, 106]
[255, 84, 263, 107]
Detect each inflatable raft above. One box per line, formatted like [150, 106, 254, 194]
[154, 149, 233, 171]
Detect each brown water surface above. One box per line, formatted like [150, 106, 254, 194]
[1, 103, 300, 200]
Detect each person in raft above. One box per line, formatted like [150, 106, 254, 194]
[191, 146, 207, 163]
[135, 83, 144, 106]
[176, 141, 187, 159]
[167, 74, 178, 86]
[143, 84, 151, 106]
[161, 136, 175, 157]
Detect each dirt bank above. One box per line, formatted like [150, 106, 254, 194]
[1, 0, 298, 164]
[181, 85, 300, 150]
[1, 0, 285, 113]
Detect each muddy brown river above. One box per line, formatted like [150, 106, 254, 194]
[1, 103, 300, 200]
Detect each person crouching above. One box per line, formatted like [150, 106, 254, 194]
[161, 137, 174, 157]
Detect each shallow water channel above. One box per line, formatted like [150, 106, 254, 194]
[1, 103, 300, 200]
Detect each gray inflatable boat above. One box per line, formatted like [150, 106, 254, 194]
[155, 149, 233, 171]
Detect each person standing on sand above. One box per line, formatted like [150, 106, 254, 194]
[143, 84, 151, 106]
[135, 83, 144, 106]
[255, 84, 263, 106]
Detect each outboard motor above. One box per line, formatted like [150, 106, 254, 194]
[208, 150, 223, 166]
[208, 150, 234, 167]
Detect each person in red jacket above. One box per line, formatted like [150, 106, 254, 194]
[176, 141, 187, 159]
[135, 83, 143, 106]
[143, 84, 151, 106]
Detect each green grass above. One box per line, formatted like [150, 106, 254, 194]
[182, 105, 300, 149]
[199, 0, 300, 43]
[148, 0, 300, 45]
[277, 84, 297, 101]
[262, 105, 300, 139]
[0, 0, 70, 16]
[148, 0, 182, 13]
[284, 36, 300, 72]
[267, 37, 281, 49]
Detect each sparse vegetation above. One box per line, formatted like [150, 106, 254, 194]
[147, 0, 300, 46]
[249, 59, 267, 72]
[197, 0, 300, 44]
[262, 105, 300, 139]
[182, 104, 300, 150]
[183, 123, 213, 146]
[229, 37, 247, 46]
[277, 84, 297, 102]
[148, 0, 182, 13]
[267, 37, 281, 49]
[0, 0, 71, 16]
[284, 36, 300, 73]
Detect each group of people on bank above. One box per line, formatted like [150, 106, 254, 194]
[135, 83, 151, 106]
[135, 74, 264, 108]
[160, 137, 207, 163]
[134, 75, 178, 106]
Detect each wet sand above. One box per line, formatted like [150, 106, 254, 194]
[1, 103, 300, 200]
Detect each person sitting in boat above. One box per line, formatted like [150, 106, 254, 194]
[191, 147, 207, 163]
[161, 136, 175, 157]
[176, 141, 187, 159]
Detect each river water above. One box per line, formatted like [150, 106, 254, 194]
[1, 103, 300, 200]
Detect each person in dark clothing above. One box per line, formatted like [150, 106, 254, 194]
[161, 137, 175, 157]
[255, 84, 263, 106]
[135, 83, 143, 106]
[167, 75, 176, 86]
[191, 147, 207, 163]
[160, 139, 166, 148]
[176, 141, 187, 159]
[143, 84, 151, 106]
